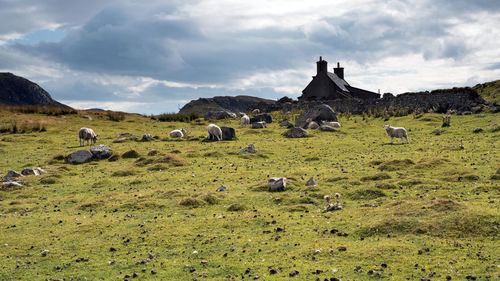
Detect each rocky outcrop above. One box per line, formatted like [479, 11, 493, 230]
[295, 104, 338, 128]
[180, 95, 275, 115]
[0, 72, 69, 107]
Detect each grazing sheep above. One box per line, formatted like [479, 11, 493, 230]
[251, 121, 266, 129]
[78, 127, 98, 146]
[323, 193, 342, 212]
[207, 124, 222, 141]
[252, 109, 260, 114]
[384, 125, 409, 144]
[240, 114, 250, 128]
[170, 128, 187, 138]
[322, 121, 341, 128]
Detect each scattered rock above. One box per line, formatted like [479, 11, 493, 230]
[289, 270, 299, 277]
[239, 144, 257, 154]
[216, 185, 227, 192]
[280, 120, 294, 128]
[2, 181, 23, 188]
[337, 246, 347, 251]
[251, 121, 266, 129]
[250, 114, 272, 124]
[66, 150, 93, 164]
[307, 121, 319, 129]
[141, 134, 153, 141]
[295, 104, 338, 128]
[268, 177, 286, 192]
[90, 144, 112, 160]
[117, 133, 138, 142]
[472, 128, 483, 133]
[81, 115, 92, 120]
[3, 170, 23, 181]
[320, 125, 339, 132]
[41, 249, 49, 257]
[305, 177, 317, 186]
[220, 126, 236, 140]
[269, 268, 277, 274]
[284, 127, 309, 138]
[21, 167, 40, 176]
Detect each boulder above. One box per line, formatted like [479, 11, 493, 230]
[204, 110, 237, 120]
[320, 125, 339, 132]
[90, 144, 112, 160]
[66, 150, 93, 164]
[239, 144, 257, 154]
[295, 104, 338, 128]
[279, 120, 294, 128]
[81, 115, 92, 120]
[21, 168, 40, 176]
[117, 133, 137, 141]
[250, 114, 272, 124]
[3, 170, 23, 181]
[307, 121, 319, 129]
[220, 126, 236, 140]
[306, 177, 317, 186]
[251, 121, 266, 129]
[141, 134, 153, 141]
[216, 185, 227, 192]
[2, 181, 23, 188]
[284, 127, 309, 138]
[268, 177, 286, 192]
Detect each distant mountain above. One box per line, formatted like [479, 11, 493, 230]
[473, 80, 500, 104]
[0, 72, 69, 107]
[179, 95, 275, 114]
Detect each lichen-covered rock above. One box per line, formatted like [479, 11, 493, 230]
[284, 127, 309, 138]
[250, 114, 272, 124]
[295, 104, 338, 128]
[66, 150, 93, 164]
[239, 144, 257, 154]
[279, 120, 294, 128]
[307, 121, 319, 129]
[3, 170, 23, 181]
[90, 144, 112, 159]
[141, 134, 153, 141]
[216, 185, 227, 192]
[21, 168, 40, 176]
[268, 177, 286, 192]
[320, 125, 339, 132]
[306, 177, 317, 186]
[251, 121, 266, 129]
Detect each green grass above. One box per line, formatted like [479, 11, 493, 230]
[0, 110, 498, 280]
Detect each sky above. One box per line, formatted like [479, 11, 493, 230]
[0, 0, 499, 114]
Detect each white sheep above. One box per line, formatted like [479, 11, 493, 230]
[207, 124, 222, 141]
[323, 193, 342, 212]
[321, 121, 341, 128]
[78, 127, 98, 146]
[384, 124, 409, 144]
[240, 115, 250, 128]
[170, 128, 187, 138]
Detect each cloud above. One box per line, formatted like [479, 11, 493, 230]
[0, 0, 499, 113]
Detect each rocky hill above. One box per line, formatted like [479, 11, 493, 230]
[179, 95, 275, 114]
[0, 72, 69, 107]
[473, 80, 500, 104]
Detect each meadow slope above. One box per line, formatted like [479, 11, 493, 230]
[0, 110, 499, 280]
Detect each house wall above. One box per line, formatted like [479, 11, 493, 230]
[301, 73, 347, 100]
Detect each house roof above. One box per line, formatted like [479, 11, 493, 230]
[326, 72, 350, 92]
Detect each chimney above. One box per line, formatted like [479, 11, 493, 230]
[316, 56, 328, 75]
[334, 62, 344, 79]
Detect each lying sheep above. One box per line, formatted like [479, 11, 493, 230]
[322, 121, 341, 128]
[170, 128, 187, 138]
[251, 121, 266, 129]
[207, 124, 222, 141]
[384, 124, 409, 144]
[323, 193, 342, 212]
[79, 127, 98, 146]
[240, 114, 250, 128]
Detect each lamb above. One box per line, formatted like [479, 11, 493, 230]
[321, 121, 341, 128]
[240, 114, 250, 128]
[78, 127, 98, 146]
[170, 128, 187, 138]
[384, 124, 409, 144]
[323, 193, 342, 212]
[207, 124, 223, 141]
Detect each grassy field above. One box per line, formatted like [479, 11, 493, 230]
[0, 109, 498, 280]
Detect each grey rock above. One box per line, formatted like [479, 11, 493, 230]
[220, 126, 236, 140]
[216, 185, 227, 192]
[81, 115, 92, 120]
[21, 168, 40, 176]
[239, 144, 257, 154]
[204, 110, 237, 120]
[250, 114, 272, 124]
[306, 177, 317, 186]
[295, 104, 338, 128]
[66, 150, 93, 164]
[320, 125, 339, 132]
[141, 134, 153, 141]
[251, 121, 266, 129]
[284, 127, 309, 138]
[268, 177, 286, 192]
[307, 121, 319, 129]
[90, 144, 112, 160]
[3, 170, 23, 181]
[279, 120, 294, 128]
[2, 181, 23, 188]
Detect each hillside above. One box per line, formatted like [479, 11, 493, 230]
[0, 109, 498, 280]
[473, 80, 500, 104]
[0, 72, 69, 107]
[179, 95, 275, 114]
